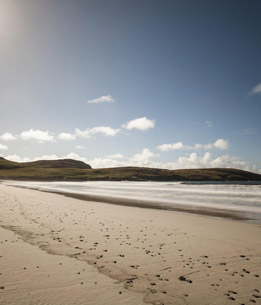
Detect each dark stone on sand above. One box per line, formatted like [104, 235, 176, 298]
[179, 276, 192, 283]
[228, 296, 236, 301]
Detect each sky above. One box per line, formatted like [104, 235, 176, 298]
[0, 0, 261, 172]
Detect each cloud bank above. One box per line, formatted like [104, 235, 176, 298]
[2, 149, 257, 173]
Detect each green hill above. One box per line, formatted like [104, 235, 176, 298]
[0, 157, 260, 181]
[22, 158, 92, 169]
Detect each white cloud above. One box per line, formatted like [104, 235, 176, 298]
[20, 129, 54, 143]
[0, 132, 17, 141]
[213, 138, 229, 150]
[205, 120, 212, 128]
[175, 152, 212, 169]
[75, 126, 120, 138]
[132, 152, 253, 171]
[173, 152, 252, 170]
[74, 128, 92, 138]
[64, 152, 81, 160]
[88, 158, 126, 168]
[129, 148, 158, 166]
[204, 143, 213, 150]
[58, 132, 76, 141]
[157, 142, 184, 151]
[4, 153, 72, 163]
[127, 151, 253, 171]
[157, 139, 229, 151]
[249, 83, 261, 96]
[0, 144, 8, 150]
[90, 126, 120, 136]
[3, 154, 23, 162]
[123, 117, 155, 131]
[87, 95, 114, 104]
[194, 143, 203, 149]
[75, 145, 84, 150]
[62, 117, 155, 140]
[210, 154, 249, 169]
[29, 154, 60, 161]
[107, 153, 124, 159]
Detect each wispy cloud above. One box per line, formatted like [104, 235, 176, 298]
[241, 128, 257, 135]
[123, 117, 155, 131]
[157, 139, 229, 151]
[87, 95, 114, 104]
[0, 132, 17, 141]
[20, 129, 54, 143]
[205, 120, 212, 128]
[249, 83, 261, 96]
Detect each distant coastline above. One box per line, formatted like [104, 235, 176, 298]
[1, 157, 261, 182]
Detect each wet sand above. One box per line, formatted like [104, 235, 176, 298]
[0, 184, 260, 305]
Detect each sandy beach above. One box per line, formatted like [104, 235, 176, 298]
[0, 184, 260, 305]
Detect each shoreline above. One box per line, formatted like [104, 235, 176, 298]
[0, 184, 260, 305]
[3, 181, 260, 224]
[42, 190, 257, 223]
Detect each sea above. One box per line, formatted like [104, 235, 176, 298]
[5, 181, 261, 224]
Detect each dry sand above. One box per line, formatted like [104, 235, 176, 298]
[0, 184, 260, 305]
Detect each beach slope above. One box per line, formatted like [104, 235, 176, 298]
[0, 184, 260, 305]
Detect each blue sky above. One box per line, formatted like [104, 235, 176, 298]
[0, 0, 260, 171]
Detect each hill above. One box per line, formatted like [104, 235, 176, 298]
[22, 159, 92, 169]
[0, 157, 23, 169]
[0, 157, 261, 181]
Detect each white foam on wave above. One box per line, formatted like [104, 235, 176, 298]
[6, 180, 261, 222]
